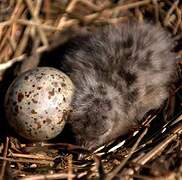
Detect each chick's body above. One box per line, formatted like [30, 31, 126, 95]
[60, 21, 177, 150]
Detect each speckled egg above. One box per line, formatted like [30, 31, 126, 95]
[4, 67, 74, 141]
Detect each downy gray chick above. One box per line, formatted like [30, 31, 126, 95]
[59, 21, 177, 150]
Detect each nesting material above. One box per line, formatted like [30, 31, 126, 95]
[0, 0, 181, 180]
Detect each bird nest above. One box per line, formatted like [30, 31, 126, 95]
[0, 0, 182, 179]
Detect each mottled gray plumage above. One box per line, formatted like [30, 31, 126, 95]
[60, 21, 177, 150]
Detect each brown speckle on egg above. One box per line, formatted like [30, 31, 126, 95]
[63, 97, 66, 102]
[25, 76, 29, 80]
[45, 118, 52, 125]
[36, 122, 41, 129]
[18, 93, 24, 102]
[61, 83, 66, 87]
[14, 105, 19, 113]
[32, 99, 38, 104]
[48, 89, 55, 99]
[31, 110, 37, 114]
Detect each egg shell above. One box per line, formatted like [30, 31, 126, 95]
[4, 67, 74, 141]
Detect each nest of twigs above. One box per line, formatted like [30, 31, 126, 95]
[0, 0, 182, 179]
